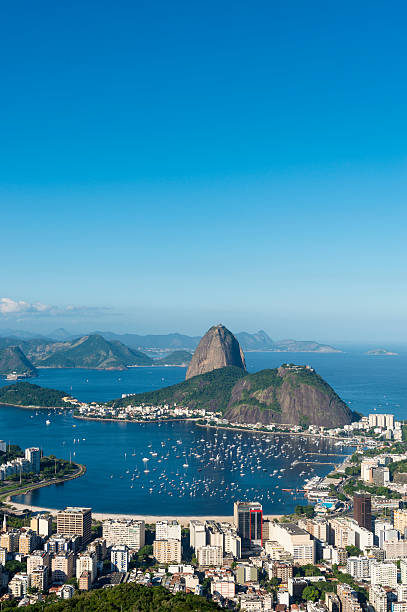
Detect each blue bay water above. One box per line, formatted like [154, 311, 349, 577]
[0, 347, 406, 516]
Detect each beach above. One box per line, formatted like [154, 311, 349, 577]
[5, 501, 281, 526]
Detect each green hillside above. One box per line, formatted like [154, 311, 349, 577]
[38, 334, 153, 369]
[0, 346, 37, 377]
[0, 382, 70, 407]
[7, 583, 221, 611]
[154, 350, 192, 366]
[111, 365, 246, 411]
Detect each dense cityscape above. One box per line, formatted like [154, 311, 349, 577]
[0, 410, 407, 610]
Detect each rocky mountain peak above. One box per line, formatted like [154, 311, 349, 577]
[185, 324, 246, 380]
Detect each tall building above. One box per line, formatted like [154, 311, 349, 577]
[394, 509, 407, 534]
[353, 493, 372, 530]
[0, 530, 20, 552]
[371, 561, 398, 588]
[155, 520, 181, 541]
[153, 539, 181, 564]
[27, 550, 50, 576]
[51, 551, 75, 584]
[30, 514, 52, 537]
[8, 573, 30, 598]
[197, 545, 223, 567]
[76, 552, 97, 583]
[189, 520, 206, 551]
[30, 567, 48, 591]
[268, 522, 315, 565]
[400, 559, 407, 584]
[110, 545, 129, 573]
[25, 447, 41, 473]
[234, 501, 263, 546]
[102, 519, 145, 551]
[19, 530, 41, 555]
[57, 507, 92, 544]
[346, 556, 372, 580]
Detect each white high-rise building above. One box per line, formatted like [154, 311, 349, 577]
[347, 556, 372, 580]
[102, 519, 145, 551]
[371, 561, 398, 588]
[189, 520, 206, 551]
[156, 520, 181, 541]
[400, 560, 407, 584]
[110, 545, 129, 573]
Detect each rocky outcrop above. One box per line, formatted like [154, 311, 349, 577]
[186, 325, 246, 380]
[224, 365, 354, 427]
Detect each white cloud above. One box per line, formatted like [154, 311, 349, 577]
[0, 298, 111, 318]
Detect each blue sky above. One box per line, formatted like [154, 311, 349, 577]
[1, 1, 406, 341]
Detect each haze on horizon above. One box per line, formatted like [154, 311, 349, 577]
[1, 1, 406, 344]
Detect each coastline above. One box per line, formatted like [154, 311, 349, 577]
[0, 402, 69, 411]
[73, 414, 200, 424]
[2, 462, 86, 505]
[4, 501, 282, 526]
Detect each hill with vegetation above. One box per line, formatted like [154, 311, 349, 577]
[112, 363, 355, 427]
[154, 350, 192, 366]
[0, 346, 37, 377]
[2, 583, 221, 611]
[37, 334, 153, 369]
[112, 366, 246, 412]
[0, 382, 70, 408]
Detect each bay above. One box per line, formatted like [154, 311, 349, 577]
[1, 347, 406, 516]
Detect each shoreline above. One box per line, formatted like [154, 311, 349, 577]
[2, 462, 86, 505]
[73, 414, 200, 424]
[4, 501, 282, 526]
[0, 402, 70, 411]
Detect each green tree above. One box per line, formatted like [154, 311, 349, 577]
[302, 585, 321, 602]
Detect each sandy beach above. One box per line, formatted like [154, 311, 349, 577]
[6, 501, 281, 526]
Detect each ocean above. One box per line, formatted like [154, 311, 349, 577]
[0, 347, 406, 516]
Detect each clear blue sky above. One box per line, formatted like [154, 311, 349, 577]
[1, 0, 406, 342]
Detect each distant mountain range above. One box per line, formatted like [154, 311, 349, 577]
[0, 327, 340, 376]
[0, 334, 194, 375]
[0, 327, 340, 353]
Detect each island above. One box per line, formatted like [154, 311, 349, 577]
[0, 382, 74, 409]
[366, 348, 399, 356]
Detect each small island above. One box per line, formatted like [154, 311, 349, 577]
[0, 382, 74, 409]
[366, 348, 399, 356]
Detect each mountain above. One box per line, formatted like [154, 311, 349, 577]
[271, 339, 341, 353]
[0, 347, 37, 377]
[235, 330, 274, 350]
[186, 324, 246, 380]
[37, 334, 153, 370]
[224, 364, 354, 427]
[92, 330, 340, 353]
[154, 351, 193, 366]
[47, 328, 73, 341]
[112, 363, 355, 427]
[92, 331, 201, 351]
